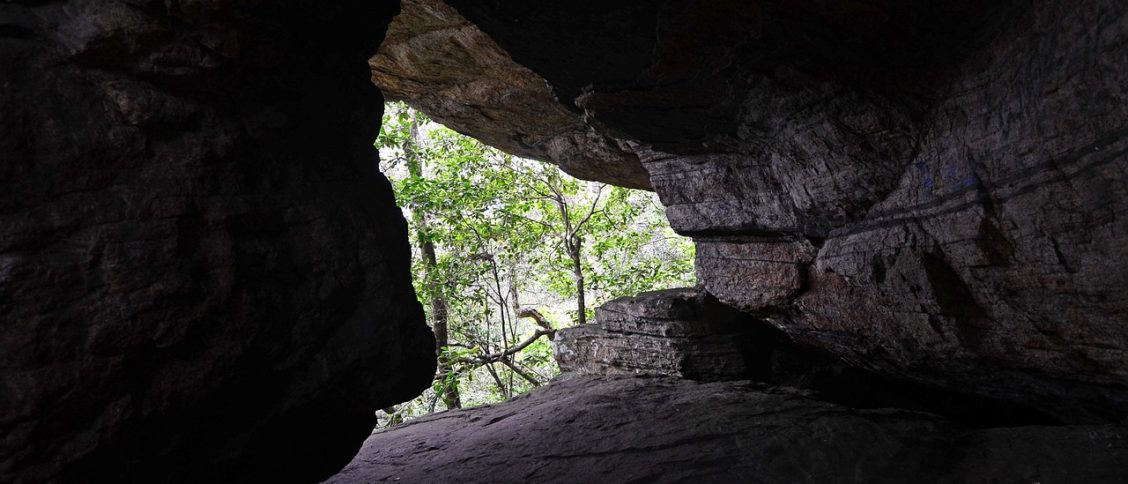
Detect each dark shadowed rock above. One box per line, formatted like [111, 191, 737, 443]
[368, 0, 650, 189]
[555, 288, 1064, 428]
[0, 1, 434, 482]
[694, 237, 821, 314]
[5, 0, 1128, 480]
[448, 0, 1128, 422]
[328, 375, 1128, 484]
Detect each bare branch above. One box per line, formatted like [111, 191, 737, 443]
[454, 328, 555, 367]
[481, 362, 508, 399]
[500, 359, 540, 386]
[516, 307, 556, 335]
[574, 183, 606, 233]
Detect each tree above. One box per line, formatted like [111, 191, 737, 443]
[375, 102, 695, 423]
[517, 166, 603, 325]
[379, 107, 461, 408]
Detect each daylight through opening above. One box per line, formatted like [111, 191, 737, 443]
[375, 102, 696, 423]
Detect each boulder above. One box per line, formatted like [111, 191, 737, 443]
[553, 288, 758, 380]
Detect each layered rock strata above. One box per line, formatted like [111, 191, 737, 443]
[447, 0, 1128, 422]
[0, 1, 434, 482]
[368, 0, 650, 189]
[329, 375, 1128, 484]
[557, 288, 1062, 427]
[553, 288, 758, 380]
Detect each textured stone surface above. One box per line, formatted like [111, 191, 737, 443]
[329, 375, 1128, 484]
[0, 1, 435, 482]
[6, 0, 1128, 481]
[369, 0, 650, 189]
[449, 0, 1128, 421]
[554, 288, 1062, 427]
[553, 288, 756, 380]
[694, 237, 821, 314]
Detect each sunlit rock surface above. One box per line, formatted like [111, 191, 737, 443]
[329, 375, 1128, 484]
[0, 1, 434, 482]
[368, 0, 650, 189]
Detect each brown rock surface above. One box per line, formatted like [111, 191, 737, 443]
[553, 288, 758, 380]
[369, 0, 650, 189]
[449, 0, 1128, 421]
[328, 375, 1128, 484]
[0, 1, 434, 482]
[5, 0, 1128, 480]
[554, 288, 1064, 427]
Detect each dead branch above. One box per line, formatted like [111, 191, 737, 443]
[515, 307, 556, 337]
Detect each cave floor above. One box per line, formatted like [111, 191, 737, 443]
[326, 375, 1128, 484]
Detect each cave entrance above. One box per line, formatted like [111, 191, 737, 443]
[371, 101, 696, 425]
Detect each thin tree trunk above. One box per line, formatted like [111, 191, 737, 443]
[483, 361, 509, 399]
[422, 240, 461, 409]
[567, 235, 586, 325]
[406, 111, 461, 409]
[550, 174, 588, 327]
[486, 253, 515, 393]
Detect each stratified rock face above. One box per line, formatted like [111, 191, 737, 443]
[328, 375, 1128, 484]
[368, 0, 650, 189]
[0, 1, 435, 482]
[553, 288, 757, 380]
[554, 288, 1064, 426]
[449, 0, 1128, 421]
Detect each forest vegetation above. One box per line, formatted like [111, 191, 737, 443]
[375, 102, 695, 425]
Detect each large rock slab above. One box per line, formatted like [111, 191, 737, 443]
[554, 288, 1063, 427]
[369, 0, 650, 189]
[553, 288, 758, 380]
[328, 375, 1128, 484]
[0, 1, 434, 482]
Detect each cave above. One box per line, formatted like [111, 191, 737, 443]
[2, 0, 1127, 483]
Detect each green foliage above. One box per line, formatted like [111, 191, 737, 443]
[375, 102, 695, 425]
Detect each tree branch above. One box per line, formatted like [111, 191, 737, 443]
[500, 358, 541, 386]
[454, 328, 555, 367]
[574, 183, 606, 233]
[516, 307, 556, 336]
[504, 210, 554, 231]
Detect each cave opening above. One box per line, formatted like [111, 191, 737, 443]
[371, 100, 696, 424]
[4, 0, 1128, 482]
[366, 95, 1065, 436]
[330, 0, 1128, 480]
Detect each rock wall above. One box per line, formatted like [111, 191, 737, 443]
[5, 0, 1128, 480]
[557, 288, 1063, 427]
[368, 0, 650, 189]
[447, 0, 1128, 422]
[0, 1, 434, 482]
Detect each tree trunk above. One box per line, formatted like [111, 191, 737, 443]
[568, 235, 586, 325]
[422, 240, 461, 409]
[406, 112, 461, 409]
